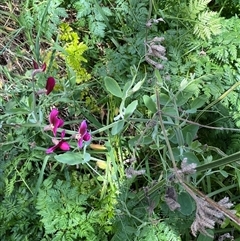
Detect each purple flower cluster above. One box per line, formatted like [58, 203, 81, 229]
[32, 60, 91, 153]
[45, 108, 91, 154]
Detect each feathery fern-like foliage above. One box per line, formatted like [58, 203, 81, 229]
[93, 0, 149, 81]
[36, 178, 108, 240]
[137, 221, 181, 241]
[187, 0, 222, 40]
[208, 17, 240, 64]
[20, 0, 67, 40]
[73, 0, 112, 38]
[158, 0, 222, 40]
[0, 183, 42, 240]
[193, 10, 221, 40]
[189, 0, 212, 18]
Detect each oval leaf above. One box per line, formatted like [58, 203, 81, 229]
[104, 76, 123, 98]
[131, 78, 145, 93]
[54, 152, 91, 165]
[178, 192, 195, 215]
[125, 100, 138, 119]
[182, 125, 199, 146]
[190, 96, 207, 109]
[111, 120, 124, 135]
[143, 95, 157, 113]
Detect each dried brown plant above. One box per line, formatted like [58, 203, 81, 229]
[145, 37, 167, 69]
[165, 158, 239, 238]
[125, 167, 145, 178]
[191, 196, 234, 237]
[146, 18, 165, 28]
[165, 186, 181, 211]
[218, 233, 234, 241]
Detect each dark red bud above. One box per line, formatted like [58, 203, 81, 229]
[46, 77, 56, 95]
[33, 60, 39, 69]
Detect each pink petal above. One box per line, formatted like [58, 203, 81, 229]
[52, 118, 64, 136]
[52, 125, 58, 136]
[46, 145, 57, 154]
[79, 120, 87, 135]
[46, 77, 55, 95]
[78, 138, 83, 148]
[49, 109, 59, 124]
[83, 132, 91, 141]
[48, 109, 64, 136]
[52, 116, 61, 127]
[58, 118, 64, 128]
[60, 130, 66, 139]
[59, 141, 70, 151]
[52, 119, 64, 136]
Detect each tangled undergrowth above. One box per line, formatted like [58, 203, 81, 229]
[1, 0, 240, 240]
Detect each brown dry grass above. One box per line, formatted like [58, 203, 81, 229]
[0, 1, 31, 83]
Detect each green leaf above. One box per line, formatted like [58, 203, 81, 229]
[179, 78, 188, 91]
[162, 106, 177, 116]
[176, 92, 192, 106]
[190, 96, 207, 109]
[131, 78, 145, 93]
[122, 81, 132, 98]
[143, 95, 157, 113]
[182, 125, 199, 146]
[185, 108, 197, 114]
[197, 231, 214, 241]
[125, 100, 138, 119]
[54, 152, 91, 165]
[111, 120, 124, 135]
[219, 170, 228, 178]
[5, 108, 30, 114]
[221, 217, 231, 229]
[104, 76, 123, 98]
[178, 192, 194, 215]
[159, 93, 172, 105]
[196, 151, 240, 173]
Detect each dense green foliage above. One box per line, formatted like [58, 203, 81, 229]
[1, 0, 240, 240]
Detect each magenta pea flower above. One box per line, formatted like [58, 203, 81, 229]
[45, 77, 55, 95]
[46, 130, 70, 154]
[75, 120, 91, 148]
[44, 108, 64, 136]
[49, 108, 64, 136]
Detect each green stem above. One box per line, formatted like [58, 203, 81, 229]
[155, 85, 177, 170]
[35, 156, 49, 196]
[31, 75, 38, 122]
[196, 151, 240, 173]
